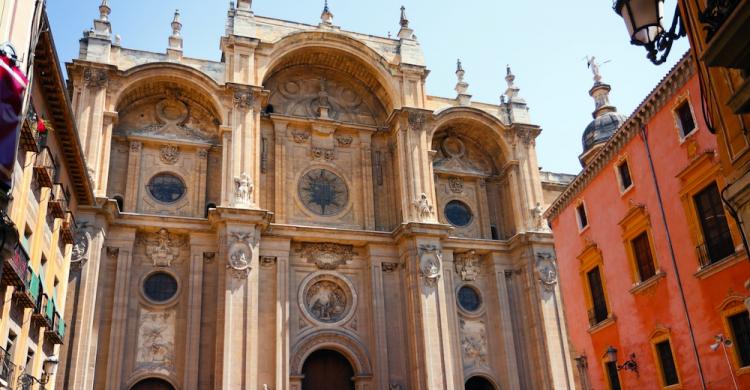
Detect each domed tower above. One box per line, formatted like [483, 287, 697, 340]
[579, 57, 628, 166]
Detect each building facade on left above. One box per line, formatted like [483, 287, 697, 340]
[0, 0, 94, 388]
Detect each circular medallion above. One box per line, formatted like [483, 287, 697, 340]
[441, 136, 466, 158]
[299, 273, 356, 325]
[71, 231, 90, 263]
[457, 285, 482, 312]
[444, 200, 473, 227]
[148, 173, 186, 203]
[298, 169, 349, 216]
[143, 272, 179, 303]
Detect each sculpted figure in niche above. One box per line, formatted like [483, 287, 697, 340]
[305, 280, 348, 323]
[234, 173, 253, 207]
[414, 193, 434, 221]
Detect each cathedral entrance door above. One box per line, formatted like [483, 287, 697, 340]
[129, 378, 175, 390]
[465, 376, 496, 390]
[302, 349, 355, 390]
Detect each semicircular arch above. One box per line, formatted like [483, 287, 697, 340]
[430, 107, 512, 160]
[290, 329, 372, 376]
[261, 31, 400, 112]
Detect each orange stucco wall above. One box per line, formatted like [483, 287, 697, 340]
[551, 73, 750, 389]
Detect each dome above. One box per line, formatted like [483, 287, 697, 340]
[582, 111, 627, 153]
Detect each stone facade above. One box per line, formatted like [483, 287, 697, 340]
[58, 2, 575, 389]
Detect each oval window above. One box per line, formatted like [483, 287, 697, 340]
[148, 173, 186, 203]
[445, 200, 473, 227]
[457, 285, 482, 312]
[143, 272, 179, 303]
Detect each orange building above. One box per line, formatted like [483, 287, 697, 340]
[546, 54, 750, 389]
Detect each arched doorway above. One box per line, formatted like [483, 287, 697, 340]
[130, 378, 175, 390]
[465, 375, 496, 390]
[302, 349, 355, 390]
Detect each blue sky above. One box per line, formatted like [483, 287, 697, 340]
[47, 0, 688, 175]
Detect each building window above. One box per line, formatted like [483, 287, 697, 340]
[728, 310, 750, 367]
[605, 361, 622, 390]
[655, 339, 680, 386]
[587, 266, 609, 326]
[143, 272, 179, 303]
[631, 232, 657, 281]
[444, 200, 473, 227]
[616, 160, 633, 191]
[147, 173, 186, 204]
[576, 203, 588, 230]
[298, 169, 349, 216]
[457, 285, 482, 312]
[694, 182, 734, 265]
[675, 100, 696, 138]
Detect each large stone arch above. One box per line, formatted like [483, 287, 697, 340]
[430, 107, 512, 163]
[290, 329, 373, 376]
[111, 62, 226, 125]
[125, 371, 180, 390]
[260, 31, 400, 112]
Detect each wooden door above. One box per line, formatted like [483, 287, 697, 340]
[302, 349, 355, 390]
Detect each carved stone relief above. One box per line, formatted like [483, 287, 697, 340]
[260, 256, 277, 267]
[70, 225, 91, 270]
[266, 68, 387, 126]
[300, 273, 356, 325]
[292, 131, 310, 144]
[159, 145, 180, 165]
[449, 176, 464, 193]
[419, 245, 442, 287]
[433, 134, 492, 176]
[83, 68, 108, 89]
[296, 242, 355, 270]
[381, 262, 400, 273]
[136, 309, 176, 374]
[227, 231, 255, 279]
[460, 318, 488, 369]
[233, 90, 254, 110]
[536, 251, 558, 291]
[233, 172, 254, 207]
[454, 250, 480, 281]
[408, 111, 426, 131]
[336, 136, 353, 147]
[139, 229, 186, 267]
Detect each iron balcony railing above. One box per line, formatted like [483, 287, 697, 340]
[696, 241, 736, 268]
[0, 346, 16, 386]
[1, 245, 29, 289]
[47, 183, 69, 219]
[33, 147, 57, 188]
[19, 110, 44, 153]
[699, 0, 740, 42]
[587, 307, 609, 328]
[61, 211, 76, 245]
[45, 309, 64, 345]
[13, 266, 40, 309]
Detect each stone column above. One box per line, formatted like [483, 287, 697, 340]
[220, 126, 233, 206]
[393, 110, 437, 223]
[104, 231, 136, 390]
[124, 141, 142, 212]
[96, 111, 118, 197]
[360, 133, 375, 230]
[229, 87, 262, 208]
[273, 119, 289, 222]
[183, 243, 208, 389]
[492, 258, 522, 390]
[56, 216, 106, 390]
[399, 232, 459, 389]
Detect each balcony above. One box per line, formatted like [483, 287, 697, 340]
[33, 147, 57, 188]
[696, 241, 736, 268]
[61, 211, 76, 245]
[13, 267, 40, 309]
[31, 294, 51, 328]
[47, 184, 68, 219]
[19, 111, 44, 153]
[0, 346, 17, 388]
[44, 310, 64, 345]
[700, 0, 750, 114]
[1, 245, 29, 289]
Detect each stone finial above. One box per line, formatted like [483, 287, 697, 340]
[114, 34, 122, 46]
[321, 0, 334, 25]
[168, 9, 183, 55]
[99, 0, 111, 22]
[505, 65, 520, 99]
[397, 5, 414, 39]
[237, 0, 252, 11]
[455, 59, 471, 106]
[502, 65, 531, 124]
[400, 6, 409, 28]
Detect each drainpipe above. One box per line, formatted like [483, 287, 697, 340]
[640, 125, 707, 389]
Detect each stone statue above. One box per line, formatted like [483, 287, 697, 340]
[234, 173, 253, 207]
[414, 193, 434, 221]
[532, 202, 546, 231]
[587, 56, 602, 83]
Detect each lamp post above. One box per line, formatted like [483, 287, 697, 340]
[17, 356, 58, 389]
[710, 334, 739, 390]
[613, 0, 686, 65]
[605, 346, 639, 376]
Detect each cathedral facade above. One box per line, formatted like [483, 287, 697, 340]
[58, 2, 575, 389]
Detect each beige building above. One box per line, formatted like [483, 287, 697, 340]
[0, 0, 94, 388]
[58, 2, 575, 389]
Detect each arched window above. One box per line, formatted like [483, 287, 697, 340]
[130, 378, 175, 390]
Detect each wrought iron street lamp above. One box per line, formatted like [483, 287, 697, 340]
[17, 356, 59, 389]
[614, 0, 686, 65]
[710, 334, 739, 390]
[605, 346, 639, 375]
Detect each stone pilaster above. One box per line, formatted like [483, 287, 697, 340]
[96, 111, 118, 197]
[183, 241, 211, 389]
[272, 119, 289, 223]
[392, 109, 437, 224]
[124, 141, 142, 212]
[359, 133, 375, 230]
[491, 257, 522, 390]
